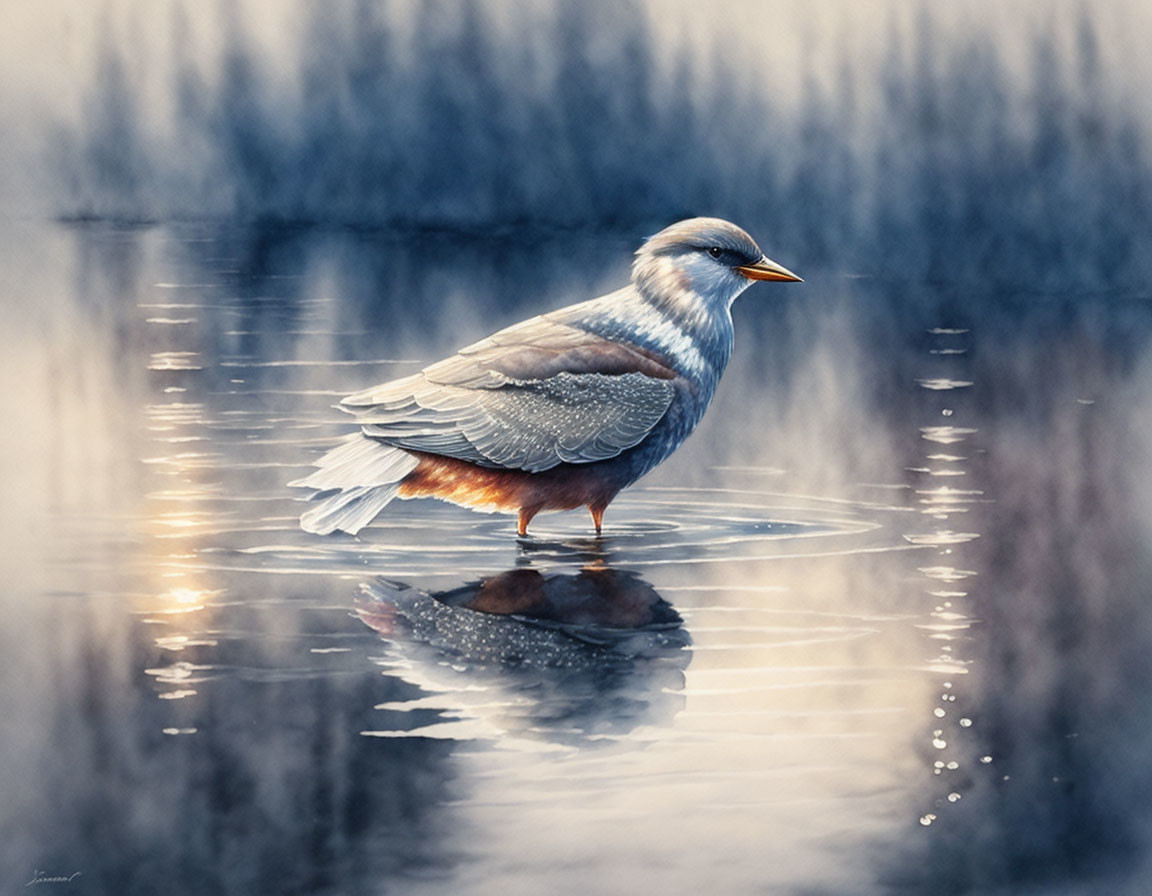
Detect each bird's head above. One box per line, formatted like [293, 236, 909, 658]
[632, 217, 801, 310]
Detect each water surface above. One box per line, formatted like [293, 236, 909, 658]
[2, 220, 1152, 894]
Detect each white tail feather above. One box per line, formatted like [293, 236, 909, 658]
[290, 435, 418, 535]
[299, 484, 399, 535]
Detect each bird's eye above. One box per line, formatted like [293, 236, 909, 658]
[707, 247, 724, 259]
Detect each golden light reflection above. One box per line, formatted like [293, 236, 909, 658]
[136, 565, 220, 698]
[135, 369, 226, 703]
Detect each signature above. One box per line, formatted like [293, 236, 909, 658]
[26, 870, 82, 887]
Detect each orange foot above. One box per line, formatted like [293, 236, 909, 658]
[589, 505, 605, 535]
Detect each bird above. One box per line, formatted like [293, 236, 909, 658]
[291, 217, 800, 537]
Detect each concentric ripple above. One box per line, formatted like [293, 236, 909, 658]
[164, 484, 906, 582]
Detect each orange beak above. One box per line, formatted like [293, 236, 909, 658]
[736, 256, 803, 282]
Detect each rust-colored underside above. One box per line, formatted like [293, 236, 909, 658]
[397, 451, 619, 535]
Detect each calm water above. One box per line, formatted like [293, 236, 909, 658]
[3, 219, 1152, 895]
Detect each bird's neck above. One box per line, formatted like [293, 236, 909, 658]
[557, 285, 734, 386]
[633, 281, 734, 376]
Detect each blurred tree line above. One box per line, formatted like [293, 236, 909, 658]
[57, 0, 1152, 290]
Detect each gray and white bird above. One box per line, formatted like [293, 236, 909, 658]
[291, 217, 800, 536]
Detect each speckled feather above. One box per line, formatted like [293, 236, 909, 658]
[343, 315, 679, 472]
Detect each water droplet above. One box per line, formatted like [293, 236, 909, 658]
[947, 792, 961, 803]
[920, 814, 937, 826]
[946, 761, 959, 770]
[942, 409, 954, 416]
[980, 755, 993, 764]
[933, 738, 947, 749]
[934, 708, 946, 718]
[959, 718, 972, 727]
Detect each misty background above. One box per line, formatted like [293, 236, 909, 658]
[2, 1, 1152, 894]
[0, 0, 1150, 288]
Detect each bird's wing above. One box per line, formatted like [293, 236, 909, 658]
[340, 315, 678, 473]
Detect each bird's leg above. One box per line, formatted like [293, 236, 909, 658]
[517, 506, 540, 537]
[589, 505, 605, 535]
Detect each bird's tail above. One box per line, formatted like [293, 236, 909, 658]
[289, 435, 419, 535]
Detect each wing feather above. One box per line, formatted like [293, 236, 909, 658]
[342, 316, 678, 472]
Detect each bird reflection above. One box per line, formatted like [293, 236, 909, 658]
[356, 558, 690, 744]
